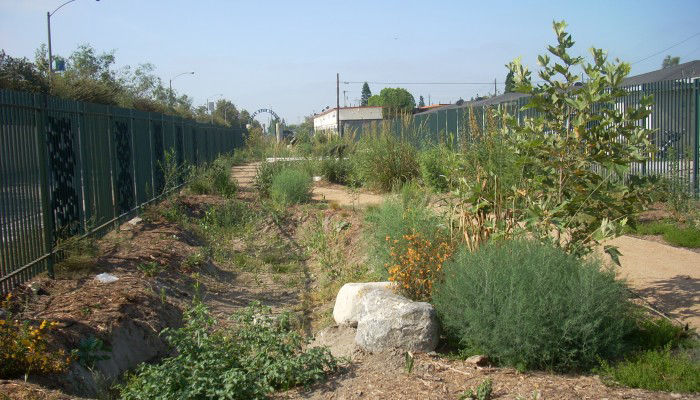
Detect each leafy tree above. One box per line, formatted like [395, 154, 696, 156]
[504, 70, 515, 93]
[367, 94, 382, 106]
[662, 55, 680, 69]
[375, 87, 415, 118]
[0, 50, 48, 92]
[505, 20, 653, 259]
[361, 82, 372, 106]
[212, 99, 240, 127]
[418, 95, 425, 107]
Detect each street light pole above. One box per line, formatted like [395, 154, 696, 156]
[206, 93, 223, 124]
[47, 0, 99, 86]
[169, 71, 195, 106]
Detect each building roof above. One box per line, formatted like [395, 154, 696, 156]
[414, 60, 700, 116]
[313, 105, 382, 118]
[622, 60, 700, 86]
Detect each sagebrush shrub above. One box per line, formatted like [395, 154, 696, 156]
[270, 169, 312, 206]
[120, 302, 337, 399]
[433, 239, 634, 372]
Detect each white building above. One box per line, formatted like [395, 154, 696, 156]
[313, 106, 383, 135]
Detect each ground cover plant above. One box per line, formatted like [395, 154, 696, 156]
[120, 302, 338, 399]
[629, 219, 700, 248]
[598, 345, 700, 393]
[433, 239, 635, 372]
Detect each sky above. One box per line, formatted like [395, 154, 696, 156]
[2, 0, 700, 124]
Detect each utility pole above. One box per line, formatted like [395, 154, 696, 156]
[494, 78, 497, 96]
[47, 12, 53, 86]
[336, 73, 341, 136]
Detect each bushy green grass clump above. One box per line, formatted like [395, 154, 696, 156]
[254, 161, 292, 197]
[598, 346, 699, 393]
[419, 144, 456, 192]
[319, 157, 352, 185]
[365, 183, 448, 277]
[631, 220, 700, 248]
[189, 156, 237, 197]
[120, 302, 337, 399]
[351, 133, 419, 192]
[270, 169, 312, 206]
[433, 239, 634, 372]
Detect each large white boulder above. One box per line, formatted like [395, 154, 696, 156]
[355, 289, 439, 352]
[333, 282, 393, 326]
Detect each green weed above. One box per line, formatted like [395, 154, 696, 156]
[119, 302, 337, 399]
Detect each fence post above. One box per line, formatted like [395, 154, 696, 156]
[694, 78, 699, 197]
[35, 93, 55, 279]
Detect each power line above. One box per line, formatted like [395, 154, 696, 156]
[343, 80, 503, 85]
[630, 32, 700, 65]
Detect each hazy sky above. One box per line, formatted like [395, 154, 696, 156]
[2, 0, 700, 124]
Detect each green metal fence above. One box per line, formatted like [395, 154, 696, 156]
[0, 88, 245, 293]
[351, 78, 699, 196]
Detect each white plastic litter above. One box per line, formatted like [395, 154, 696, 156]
[95, 273, 119, 283]
[313, 176, 322, 182]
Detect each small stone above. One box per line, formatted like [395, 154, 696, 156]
[465, 355, 489, 366]
[95, 273, 119, 283]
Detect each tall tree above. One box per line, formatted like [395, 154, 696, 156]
[418, 95, 425, 107]
[662, 55, 680, 69]
[376, 87, 415, 118]
[504, 70, 515, 93]
[0, 50, 48, 92]
[361, 82, 372, 106]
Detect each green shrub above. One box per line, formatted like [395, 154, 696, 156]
[189, 156, 237, 197]
[254, 160, 291, 197]
[598, 346, 700, 393]
[120, 302, 337, 399]
[419, 145, 457, 192]
[319, 157, 352, 185]
[433, 239, 634, 372]
[365, 185, 448, 278]
[270, 169, 312, 206]
[351, 133, 419, 192]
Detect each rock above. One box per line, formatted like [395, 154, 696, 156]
[355, 289, 439, 352]
[333, 282, 393, 326]
[465, 354, 489, 367]
[95, 273, 119, 283]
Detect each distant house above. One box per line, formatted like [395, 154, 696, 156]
[313, 106, 383, 135]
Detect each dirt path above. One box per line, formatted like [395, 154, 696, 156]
[609, 235, 699, 328]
